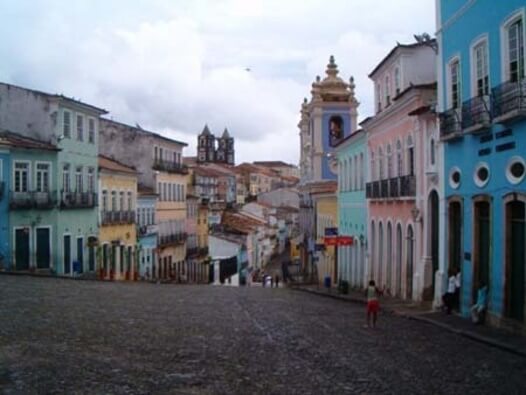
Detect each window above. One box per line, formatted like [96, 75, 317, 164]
[384, 75, 390, 105]
[449, 167, 461, 189]
[75, 166, 83, 192]
[163, 183, 167, 201]
[102, 190, 108, 212]
[88, 118, 95, 144]
[359, 153, 364, 189]
[378, 147, 384, 180]
[407, 136, 415, 176]
[14, 162, 29, 192]
[159, 148, 164, 161]
[394, 67, 401, 95]
[386, 144, 393, 178]
[376, 83, 382, 112]
[120, 191, 125, 211]
[507, 156, 526, 184]
[507, 18, 524, 82]
[157, 182, 161, 198]
[370, 151, 375, 181]
[396, 140, 403, 176]
[430, 139, 436, 166]
[474, 162, 490, 188]
[36, 163, 50, 192]
[87, 168, 95, 193]
[154, 146, 158, 160]
[449, 59, 461, 109]
[473, 40, 489, 96]
[127, 192, 132, 212]
[63, 111, 71, 138]
[111, 191, 117, 210]
[77, 115, 84, 141]
[62, 164, 70, 192]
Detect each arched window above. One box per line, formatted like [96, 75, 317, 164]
[407, 135, 415, 176]
[394, 67, 401, 95]
[396, 140, 403, 177]
[359, 152, 364, 189]
[376, 83, 382, 112]
[378, 147, 384, 180]
[370, 150, 375, 181]
[430, 138, 436, 166]
[386, 144, 393, 178]
[384, 75, 391, 106]
[329, 116, 344, 146]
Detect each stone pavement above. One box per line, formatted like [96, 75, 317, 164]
[1, 275, 525, 394]
[290, 284, 526, 358]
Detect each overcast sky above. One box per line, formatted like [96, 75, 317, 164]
[0, 0, 434, 165]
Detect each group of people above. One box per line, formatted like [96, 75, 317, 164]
[260, 273, 280, 288]
[443, 268, 488, 324]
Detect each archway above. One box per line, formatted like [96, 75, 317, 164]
[386, 222, 393, 294]
[406, 225, 414, 300]
[427, 191, 440, 300]
[396, 224, 403, 297]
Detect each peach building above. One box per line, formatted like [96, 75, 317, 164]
[363, 41, 438, 301]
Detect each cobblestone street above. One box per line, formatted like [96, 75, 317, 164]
[0, 276, 524, 394]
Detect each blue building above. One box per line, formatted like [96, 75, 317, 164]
[0, 142, 10, 269]
[438, 0, 526, 328]
[136, 189, 158, 280]
[335, 129, 367, 289]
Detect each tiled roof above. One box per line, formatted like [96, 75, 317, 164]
[307, 180, 338, 195]
[193, 166, 223, 177]
[221, 210, 265, 234]
[99, 155, 138, 175]
[253, 161, 296, 168]
[0, 130, 60, 151]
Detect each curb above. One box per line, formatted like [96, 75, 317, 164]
[291, 286, 526, 359]
[0, 270, 98, 281]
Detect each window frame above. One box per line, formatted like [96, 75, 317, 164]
[470, 35, 490, 97]
[13, 160, 30, 193]
[501, 9, 526, 83]
[76, 114, 84, 142]
[35, 161, 51, 193]
[88, 118, 96, 144]
[447, 55, 462, 110]
[63, 110, 71, 138]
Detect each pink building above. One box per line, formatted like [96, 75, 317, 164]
[363, 41, 437, 301]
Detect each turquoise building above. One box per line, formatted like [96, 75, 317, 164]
[335, 129, 367, 289]
[0, 144, 10, 269]
[137, 190, 158, 280]
[0, 83, 107, 275]
[0, 131, 60, 271]
[438, 0, 526, 328]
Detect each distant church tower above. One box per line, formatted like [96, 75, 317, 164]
[217, 128, 235, 165]
[197, 125, 235, 165]
[197, 125, 216, 163]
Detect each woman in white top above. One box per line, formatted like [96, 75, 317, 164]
[442, 269, 456, 314]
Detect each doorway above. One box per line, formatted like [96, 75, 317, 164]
[36, 227, 51, 269]
[396, 224, 402, 297]
[77, 237, 84, 274]
[15, 228, 30, 270]
[506, 200, 525, 322]
[406, 225, 414, 299]
[473, 201, 491, 303]
[429, 191, 440, 299]
[63, 235, 71, 274]
[386, 223, 392, 293]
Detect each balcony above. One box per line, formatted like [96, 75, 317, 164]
[492, 79, 526, 123]
[158, 232, 187, 248]
[366, 176, 415, 199]
[400, 175, 416, 197]
[101, 210, 136, 226]
[138, 224, 158, 236]
[153, 159, 189, 175]
[61, 192, 97, 209]
[10, 191, 56, 210]
[186, 246, 200, 258]
[461, 95, 491, 133]
[439, 108, 462, 141]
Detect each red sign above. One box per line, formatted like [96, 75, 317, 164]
[323, 236, 354, 246]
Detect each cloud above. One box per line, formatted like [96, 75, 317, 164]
[0, 0, 435, 165]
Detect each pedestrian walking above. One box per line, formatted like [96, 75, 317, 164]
[365, 280, 380, 328]
[275, 274, 280, 288]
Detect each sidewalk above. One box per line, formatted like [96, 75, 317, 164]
[290, 284, 526, 358]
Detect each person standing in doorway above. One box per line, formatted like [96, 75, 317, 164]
[454, 268, 462, 311]
[442, 269, 456, 314]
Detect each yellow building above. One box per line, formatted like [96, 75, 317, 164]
[98, 156, 138, 281]
[311, 181, 338, 286]
[156, 166, 188, 281]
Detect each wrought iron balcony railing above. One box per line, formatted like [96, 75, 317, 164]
[61, 191, 97, 209]
[9, 191, 56, 210]
[400, 175, 416, 197]
[153, 159, 189, 175]
[158, 232, 187, 248]
[439, 108, 462, 141]
[366, 176, 415, 199]
[461, 95, 491, 133]
[101, 210, 136, 226]
[492, 79, 526, 122]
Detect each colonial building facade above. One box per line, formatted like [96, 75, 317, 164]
[363, 41, 437, 301]
[438, 0, 526, 330]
